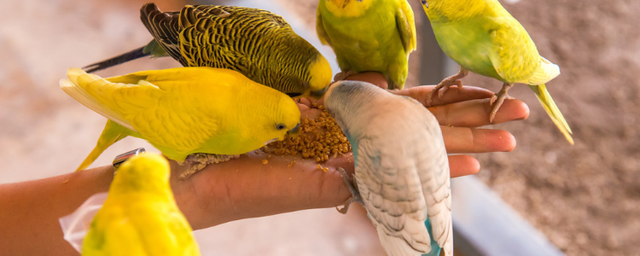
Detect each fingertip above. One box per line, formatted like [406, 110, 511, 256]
[497, 130, 517, 152]
[470, 129, 517, 152]
[495, 99, 530, 123]
[515, 99, 530, 120]
[448, 155, 480, 177]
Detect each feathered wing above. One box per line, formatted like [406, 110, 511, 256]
[396, 0, 417, 54]
[415, 117, 453, 256]
[177, 6, 286, 69]
[315, 5, 332, 46]
[356, 137, 433, 256]
[140, 3, 185, 65]
[487, 17, 572, 143]
[60, 68, 134, 130]
[62, 68, 222, 160]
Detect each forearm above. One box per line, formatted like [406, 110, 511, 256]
[0, 166, 113, 255]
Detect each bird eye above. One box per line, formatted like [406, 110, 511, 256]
[276, 123, 286, 130]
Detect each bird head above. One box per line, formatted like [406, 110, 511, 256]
[110, 153, 171, 195]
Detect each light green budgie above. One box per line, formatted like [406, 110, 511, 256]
[84, 3, 332, 98]
[419, 0, 573, 144]
[316, 0, 417, 89]
[60, 67, 301, 172]
[82, 153, 200, 256]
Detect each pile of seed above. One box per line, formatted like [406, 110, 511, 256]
[264, 104, 351, 162]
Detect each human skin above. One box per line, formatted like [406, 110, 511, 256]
[0, 72, 529, 255]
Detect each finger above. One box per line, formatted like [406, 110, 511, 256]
[448, 155, 480, 177]
[390, 85, 495, 106]
[177, 153, 354, 229]
[441, 126, 517, 153]
[430, 98, 530, 127]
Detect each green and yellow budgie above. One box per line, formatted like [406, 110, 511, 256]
[419, 0, 573, 144]
[84, 3, 332, 98]
[60, 67, 301, 172]
[82, 153, 200, 256]
[316, 0, 417, 89]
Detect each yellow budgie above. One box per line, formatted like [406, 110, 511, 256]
[82, 153, 200, 256]
[419, 0, 573, 144]
[84, 3, 332, 98]
[60, 67, 301, 171]
[316, 0, 417, 89]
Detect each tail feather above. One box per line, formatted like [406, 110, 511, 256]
[77, 120, 131, 171]
[60, 68, 133, 130]
[529, 84, 574, 144]
[422, 219, 443, 256]
[83, 46, 150, 73]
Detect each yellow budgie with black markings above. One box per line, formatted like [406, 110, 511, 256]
[60, 67, 300, 173]
[316, 0, 417, 90]
[82, 153, 200, 256]
[84, 3, 332, 98]
[418, 0, 573, 144]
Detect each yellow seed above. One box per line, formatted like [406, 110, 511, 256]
[262, 159, 268, 164]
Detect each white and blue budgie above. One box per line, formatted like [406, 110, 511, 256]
[324, 80, 453, 256]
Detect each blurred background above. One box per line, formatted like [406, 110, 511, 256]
[0, 0, 638, 255]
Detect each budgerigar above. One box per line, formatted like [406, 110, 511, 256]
[419, 0, 573, 144]
[316, 0, 417, 89]
[60, 67, 301, 172]
[84, 3, 332, 98]
[82, 153, 201, 256]
[324, 80, 453, 256]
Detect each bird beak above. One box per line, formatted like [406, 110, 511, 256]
[288, 122, 301, 138]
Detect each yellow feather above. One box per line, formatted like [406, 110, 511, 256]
[61, 67, 301, 168]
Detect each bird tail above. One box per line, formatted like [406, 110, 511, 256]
[83, 46, 149, 73]
[76, 120, 131, 171]
[421, 219, 443, 256]
[528, 84, 574, 144]
[376, 226, 431, 256]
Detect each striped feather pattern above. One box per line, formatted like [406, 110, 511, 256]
[140, 4, 324, 95]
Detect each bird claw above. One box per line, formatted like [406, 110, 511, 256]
[335, 167, 362, 214]
[179, 153, 239, 179]
[426, 69, 468, 106]
[488, 83, 513, 123]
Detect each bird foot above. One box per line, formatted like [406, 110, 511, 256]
[426, 68, 469, 106]
[489, 83, 514, 123]
[335, 167, 363, 214]
[179, 153, 239, 179]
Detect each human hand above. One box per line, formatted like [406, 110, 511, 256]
[170, 72, 529, 230]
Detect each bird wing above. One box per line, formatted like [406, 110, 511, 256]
[315, 4, 332, 46]
[356, 135, 432, 255]
[396, 0, 417, 53]
[487, 16, 542, 84]
[140, 3, 185, 65]
[66, 68, 223, 158]
[177, 5, 285, 75]
[412, 99, 453, 256]
[110, 68, 224, 156]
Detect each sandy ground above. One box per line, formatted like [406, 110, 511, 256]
[1, 0, 637, 255]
